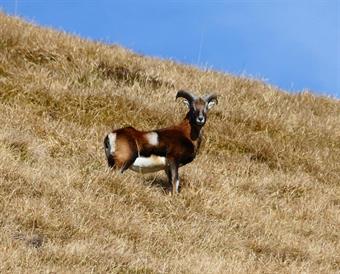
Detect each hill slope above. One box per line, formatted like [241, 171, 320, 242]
[0, 13, 339, 273]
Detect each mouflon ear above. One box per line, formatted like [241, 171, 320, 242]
[176, 90, 196, 109]
[204, 94, 218, 110]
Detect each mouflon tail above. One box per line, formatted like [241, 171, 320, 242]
[104, 134, 115, 168]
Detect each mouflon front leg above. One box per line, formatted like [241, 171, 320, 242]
[167, 158, 179, 194]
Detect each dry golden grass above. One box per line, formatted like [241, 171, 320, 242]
[0, 13, 339, 273]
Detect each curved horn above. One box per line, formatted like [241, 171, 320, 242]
[176, 90, 196, 104]
[204, 94, 218, 110]
[204, 94, 218, 104]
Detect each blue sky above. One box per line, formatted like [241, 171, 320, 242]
[1, 0, 339, 98]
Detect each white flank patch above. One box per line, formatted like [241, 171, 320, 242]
[130, 155, 166, 173]
[145, 132, 159, 146]
[108, 133, 116, 154]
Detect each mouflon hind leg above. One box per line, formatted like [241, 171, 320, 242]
[120, 153, 138, 173]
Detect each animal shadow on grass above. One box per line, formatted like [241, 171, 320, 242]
[144, 175, 188, 194]
[13, 232, 44, 249]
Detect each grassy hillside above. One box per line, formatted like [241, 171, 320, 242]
[0, 13, 339, 273]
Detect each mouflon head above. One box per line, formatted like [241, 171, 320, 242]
[176, 90, 218, 126]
